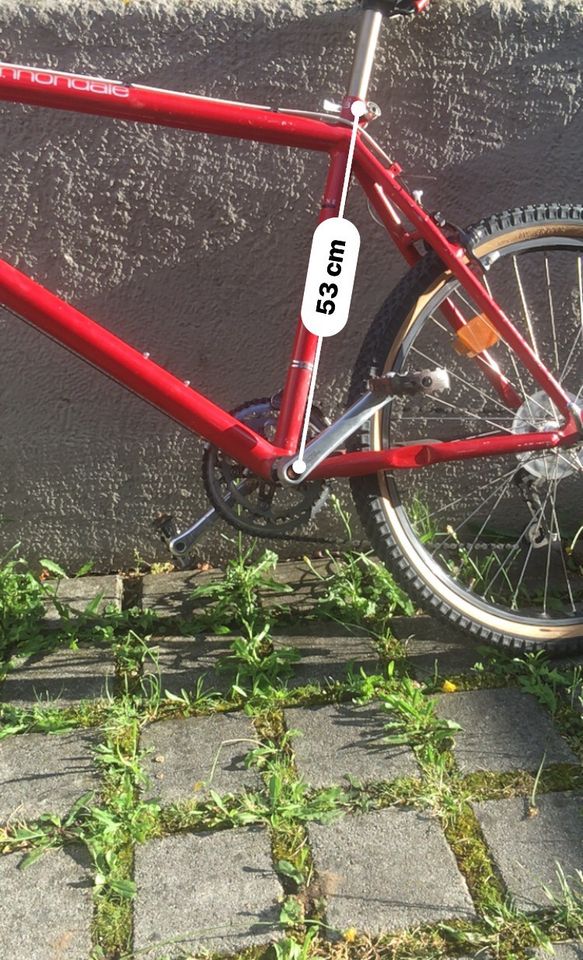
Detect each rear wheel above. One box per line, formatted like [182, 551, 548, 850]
[350, 204, 583, 654]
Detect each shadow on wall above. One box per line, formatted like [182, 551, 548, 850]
[0, 0, 580, 570]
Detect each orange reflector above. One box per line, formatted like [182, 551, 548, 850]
[454, 314, 500, 357]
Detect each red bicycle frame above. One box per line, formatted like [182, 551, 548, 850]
[0, 60, 579, 483]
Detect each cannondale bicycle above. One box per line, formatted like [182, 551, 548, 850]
[0, 0, 582, 654]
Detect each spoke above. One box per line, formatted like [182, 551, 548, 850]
[429, 467, 521, 559]
[423, 466, 519, 522]
[543, 473, 577, 615]
[556, 450, 583, 476]
[544, 255, 560, 374]
[505, 344, 530, 402]
[559, 327, 582, 385]
[482, 273, 532, 400]
[550, 498, 578, 614]
[394, 242, 583, 622]
[484, 276, 568, 430]
[434, 292, 527, 410]
[483, 473, 556, 598]
[511, 541, 535, 610]
[465, 471, 518, 558]
[481, 521, 533, 596]
[513, 255, 540, 359]
[452, 287, 479, 317]
[429, 312, 453, 336]
[425, 392, 517, 437]
[543, 464, 561, 616]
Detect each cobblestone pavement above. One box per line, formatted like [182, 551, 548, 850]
[0, 564, 582, 960]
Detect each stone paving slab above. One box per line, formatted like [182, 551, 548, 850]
[533, 946, 583, 959]
[268, 558, 338, 610]
[391, 615, 483, 678]
[133, 826, 283, 957]
[473, 792, 583, 911]
[0, 846, 93, 960]
[143, 634, 233, 697]
[0, 644, 115, 708]
[0, 729, 101, 822]
[141, 712, 262, 803]
[140, 559, 334, 619]
[284, 703, 419, 788]
[141, 568, 221, 618]
[436, 689, 578, 773]
[308, 807, 476, 935]
[272, 623, 381, 687]
[42, 574, 123, 625]
[533, 945, 583, 959]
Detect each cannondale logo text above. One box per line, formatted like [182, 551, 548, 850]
[0, 67, 129, 98]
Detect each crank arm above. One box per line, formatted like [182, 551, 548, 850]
[168, 478, 255, 558]
[168, 505, 222, 559]
[277, 367, 449, 486]
[277, 389, 395, 485]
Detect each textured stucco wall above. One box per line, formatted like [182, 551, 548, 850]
[0, 0, 581, 570]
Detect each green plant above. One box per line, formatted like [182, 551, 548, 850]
[270, 928, 318, 959]
[380, 678, 462, 751]
[529, 751, 547, 815]
[0, 703, 89, 738]
[38, 558, 95, 579]
[1, 788, 151, 902]
[543, 864, 583, 937]
[443, 525, 507, 598]
[0, 547, 44, 658]
[475, 649, 571, 716]
[262, 762, 346, 829]
[304, 548, 414, 631]
[219, 623, 300, 696]
[189, 538, 291, 635]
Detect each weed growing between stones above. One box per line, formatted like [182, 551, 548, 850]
[188, 538, 292, 636]
[303, 549, 415, 634]
[461, 766, 583, 803]
[379, 674, 462, 752]
[0, 546, 45, 660]
[543, 866, 583, 940]
[0, 700, 102, 738]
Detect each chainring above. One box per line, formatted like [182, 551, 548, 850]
[202, 397, 331, 539]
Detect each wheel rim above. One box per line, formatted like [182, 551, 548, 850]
[374, 223, 583, 639]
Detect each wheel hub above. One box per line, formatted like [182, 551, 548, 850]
[512, 388, 583, 479]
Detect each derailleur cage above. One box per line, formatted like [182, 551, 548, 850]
[514, 468, 558, 549]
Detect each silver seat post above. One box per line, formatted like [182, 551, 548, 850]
[347, 8, 384, 101]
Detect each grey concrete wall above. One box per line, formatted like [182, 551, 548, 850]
[0, 0, 580, 571]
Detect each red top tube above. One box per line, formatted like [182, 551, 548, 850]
[0, 63, 349, 153]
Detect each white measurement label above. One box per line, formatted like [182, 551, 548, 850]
[292, 98, 366, 477]
[300, 217, 361, 337]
